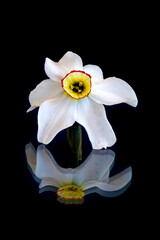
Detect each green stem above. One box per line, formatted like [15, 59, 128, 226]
[67, 122, 82, 164]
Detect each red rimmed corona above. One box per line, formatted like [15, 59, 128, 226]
[61, 70, 92, 99]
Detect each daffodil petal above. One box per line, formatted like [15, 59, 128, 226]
[27, 106, 37, 113]
[39, 179, 60, 188]
[97, 166, 132, 191]
[25, 142, 36, 173]
[38, 96, 76, 144]
[82, 167, 132, 191]
[35, 144, 62, 179]
[27, 79, 63, 112]
[35, 145, 73, 186]
[90, 77, 138, 107]
[44, 58, 67, 81]
[83, 64, 104, 84]
[73, 149, 115, 186]
[59, 51, 83, 72]
[81, 180, 98, 190]
[76, 97, 116, 149]
[107, 166, 132, 185]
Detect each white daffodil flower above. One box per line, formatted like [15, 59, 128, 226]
[27, 51, 138, 149]
[25, 143, 132, 204]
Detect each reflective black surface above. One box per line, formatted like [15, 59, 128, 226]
[4, 4, 153, 236]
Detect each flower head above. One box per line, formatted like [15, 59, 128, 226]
[26, 143, 132, 204]
[27, 51, 138, 149]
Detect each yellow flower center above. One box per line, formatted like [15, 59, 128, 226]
[61, 70, 91, 99]
[57, 184, 84, 199]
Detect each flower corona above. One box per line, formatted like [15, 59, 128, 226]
[61, 70, 91, 99]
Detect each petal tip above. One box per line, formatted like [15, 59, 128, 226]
[134, 97, 138, 107]
[45, 57, 51, 62]
[37, 131, 51, 145]
[26, 106, 33, 113]
[128, 94, 138, 108]
[26, 105, 37, 113]
[37, 136, 49, 145]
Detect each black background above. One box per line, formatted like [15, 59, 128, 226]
[3, 2, 156, 237]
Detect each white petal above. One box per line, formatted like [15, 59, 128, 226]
[44, 58, 67, 81]
[97, 166, 132, 191]
[59, 51, 83, 72]
[38, 95, 76, 144]
[39, 179, 59, 188]
[76, 97, 116, 149]
[25, 142, 36, 173]
[73, 149, 115, 186]
[83, 166, 132, 191]
[82, 180, 98, 190]
[83, 64, 103, 84]
[27, 79, 63, 112]
[35, 144, 61, 179]
[91, 77, 138, 107]
[27, 106, 37, 113]
[107, 166, 132, 188]
[35, 145, 73, 186]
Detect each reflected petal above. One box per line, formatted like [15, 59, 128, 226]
[85, 182, 131, 197]
[35, 145, 73, 186]
[84, 167, 132, 192]
[25, 142, 36, 173]
[39, 178, 60, 189]
[106, 166, 132, 189]
[73, 149, 115, 186]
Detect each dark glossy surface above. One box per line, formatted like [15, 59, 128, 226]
[4, 4, 153, 235]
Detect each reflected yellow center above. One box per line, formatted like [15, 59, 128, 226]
[57, 197, 84, 205]
[61, 70, 91, 99]
[57, 184, 84, 199]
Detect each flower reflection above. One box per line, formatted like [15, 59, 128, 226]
[25, 143, 132, 205]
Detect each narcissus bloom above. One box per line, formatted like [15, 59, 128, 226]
[27, 51, 138, 149]
[26, 143, 132, 204]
